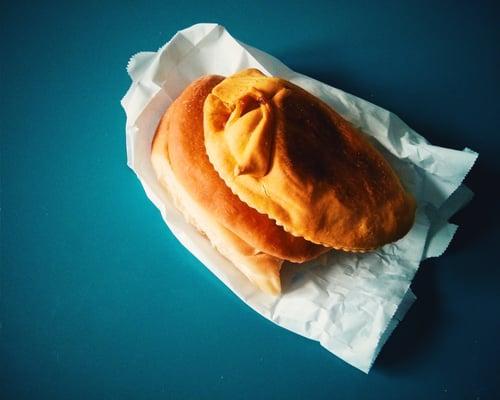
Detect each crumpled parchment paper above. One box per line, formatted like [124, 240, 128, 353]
[121, 23, 478, 373]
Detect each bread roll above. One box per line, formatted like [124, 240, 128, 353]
[152, 104, 284, 294]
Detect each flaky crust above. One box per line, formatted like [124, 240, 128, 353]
[154, 75, 326, 262]
[204, 69, 416, 250]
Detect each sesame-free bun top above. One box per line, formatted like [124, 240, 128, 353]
[152, 74, 326, 263]
[203, 69, 416, 251]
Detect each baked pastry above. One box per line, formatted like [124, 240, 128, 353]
[151, 68, 416, 295]
[152, 111, 283, 294]
[204, 69, 416, 251]
[152, 76, 326, 295]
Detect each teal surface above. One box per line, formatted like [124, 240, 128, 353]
[1, 1, 499, 399]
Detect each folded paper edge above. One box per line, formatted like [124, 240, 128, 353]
[422, 180, 476, 260]
[370, 288, 417, 371]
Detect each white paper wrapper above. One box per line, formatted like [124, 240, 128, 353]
[121, 23, 477, 373]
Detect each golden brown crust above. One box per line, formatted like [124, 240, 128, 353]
[151, 117, 283, 295]
[204, 69, 416, 250]
[153, 75, 326, 262]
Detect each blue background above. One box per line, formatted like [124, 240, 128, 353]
[2, 1, 499, 399]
